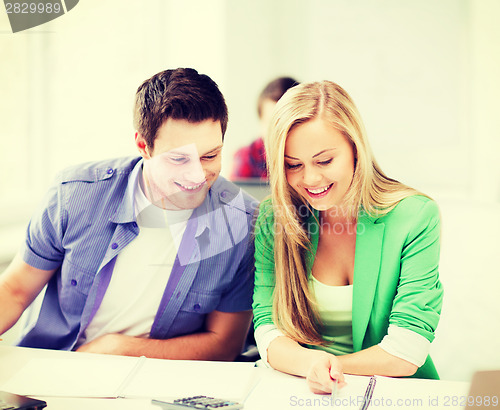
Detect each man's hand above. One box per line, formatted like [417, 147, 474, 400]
[305, 351, 346, 394]
[76, 333, 134, 356]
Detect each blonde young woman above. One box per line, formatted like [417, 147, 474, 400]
[252, 81, 443, 394]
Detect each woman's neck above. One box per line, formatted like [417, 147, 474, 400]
[320, 206, 356, 226]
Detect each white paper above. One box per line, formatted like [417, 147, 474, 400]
[372, 375, 470, 410]
[245, 370, 471, 410]
[1, 355, 144, 398]
[244, 369, 372, 409]
[123, 358, 258, 401]
[0, 355, 257, 401]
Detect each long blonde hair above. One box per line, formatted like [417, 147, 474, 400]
[265, 81, 422, 345]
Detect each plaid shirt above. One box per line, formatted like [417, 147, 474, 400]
[231, 137, 267, 179]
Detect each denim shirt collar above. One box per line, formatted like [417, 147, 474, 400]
[109, 158, 143, 225]
[191, 176, 244, 239]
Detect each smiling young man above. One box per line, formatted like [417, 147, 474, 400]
[0, 68, 257, 361]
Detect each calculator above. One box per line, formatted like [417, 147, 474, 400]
[152, 395, 243, 409]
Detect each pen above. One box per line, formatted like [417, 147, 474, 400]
[331, 377, 339, 406]
[359, 376, 376, 410]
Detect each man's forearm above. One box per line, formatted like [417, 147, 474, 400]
[0, 282, 27, 336]
[77, 310, 252, 360]
[132, 330, 243, 360]
[77, 330, 244, 361]
[0, 253, 55, 336]
[0, 301, 24, 336]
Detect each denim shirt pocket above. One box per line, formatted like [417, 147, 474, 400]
[179, 291, 221, 314]
[59, 260, 96, 316]
[165, 291, 222, 337]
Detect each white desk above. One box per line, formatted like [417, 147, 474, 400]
[0, 346, 470, 409]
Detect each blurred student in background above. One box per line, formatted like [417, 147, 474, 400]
[231, 76, 299, 180]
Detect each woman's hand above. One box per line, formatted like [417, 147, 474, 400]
[266, 336, 347, 394]
[305, 350, 346, 394]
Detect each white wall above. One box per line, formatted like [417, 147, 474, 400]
[1, 0, 498, 200]
[430, 198, 500, 381]
[305, 0, 471, 198]
[224, 0, 500, 202]
[469, 0, 500, 202]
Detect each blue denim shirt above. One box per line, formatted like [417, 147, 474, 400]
[18, 156, 258, 350]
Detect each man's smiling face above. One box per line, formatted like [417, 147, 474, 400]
[137, 118, 223, 210]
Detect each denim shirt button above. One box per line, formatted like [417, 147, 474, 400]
[70, 279, 77, 286]
[107, 168, 114, 175]
[111, 242, 118, 250]
[221, 191, 227, 198]
[193, 303, 201, 312]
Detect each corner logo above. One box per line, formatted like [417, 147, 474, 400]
[4, 0, 79, 33]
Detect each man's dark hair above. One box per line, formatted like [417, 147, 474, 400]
[133, 68, 228, 149]
[257, 76, 299, 117]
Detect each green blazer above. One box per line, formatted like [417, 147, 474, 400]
[253, 195, 443, 379]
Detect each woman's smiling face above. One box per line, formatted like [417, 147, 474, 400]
[284, 116, 355, 211]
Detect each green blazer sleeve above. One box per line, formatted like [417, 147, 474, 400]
[353, 196, 443, 379]
[387, 198, 443, 341]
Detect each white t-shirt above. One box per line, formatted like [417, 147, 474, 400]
[78, 169, 192, 346]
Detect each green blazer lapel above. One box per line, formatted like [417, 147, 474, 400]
[352, 212, 385, 351]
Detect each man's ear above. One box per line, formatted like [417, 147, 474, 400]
[135, 132, 152, 159]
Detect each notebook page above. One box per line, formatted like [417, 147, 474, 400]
[0, 355, 140, 398]
[122, 358, 258, 401]
[371, 375, 470, 410]
[245, 370, 370, 409]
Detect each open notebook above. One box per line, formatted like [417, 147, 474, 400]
[0, 354, 258, 401]
[246, 370, 471, 410]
